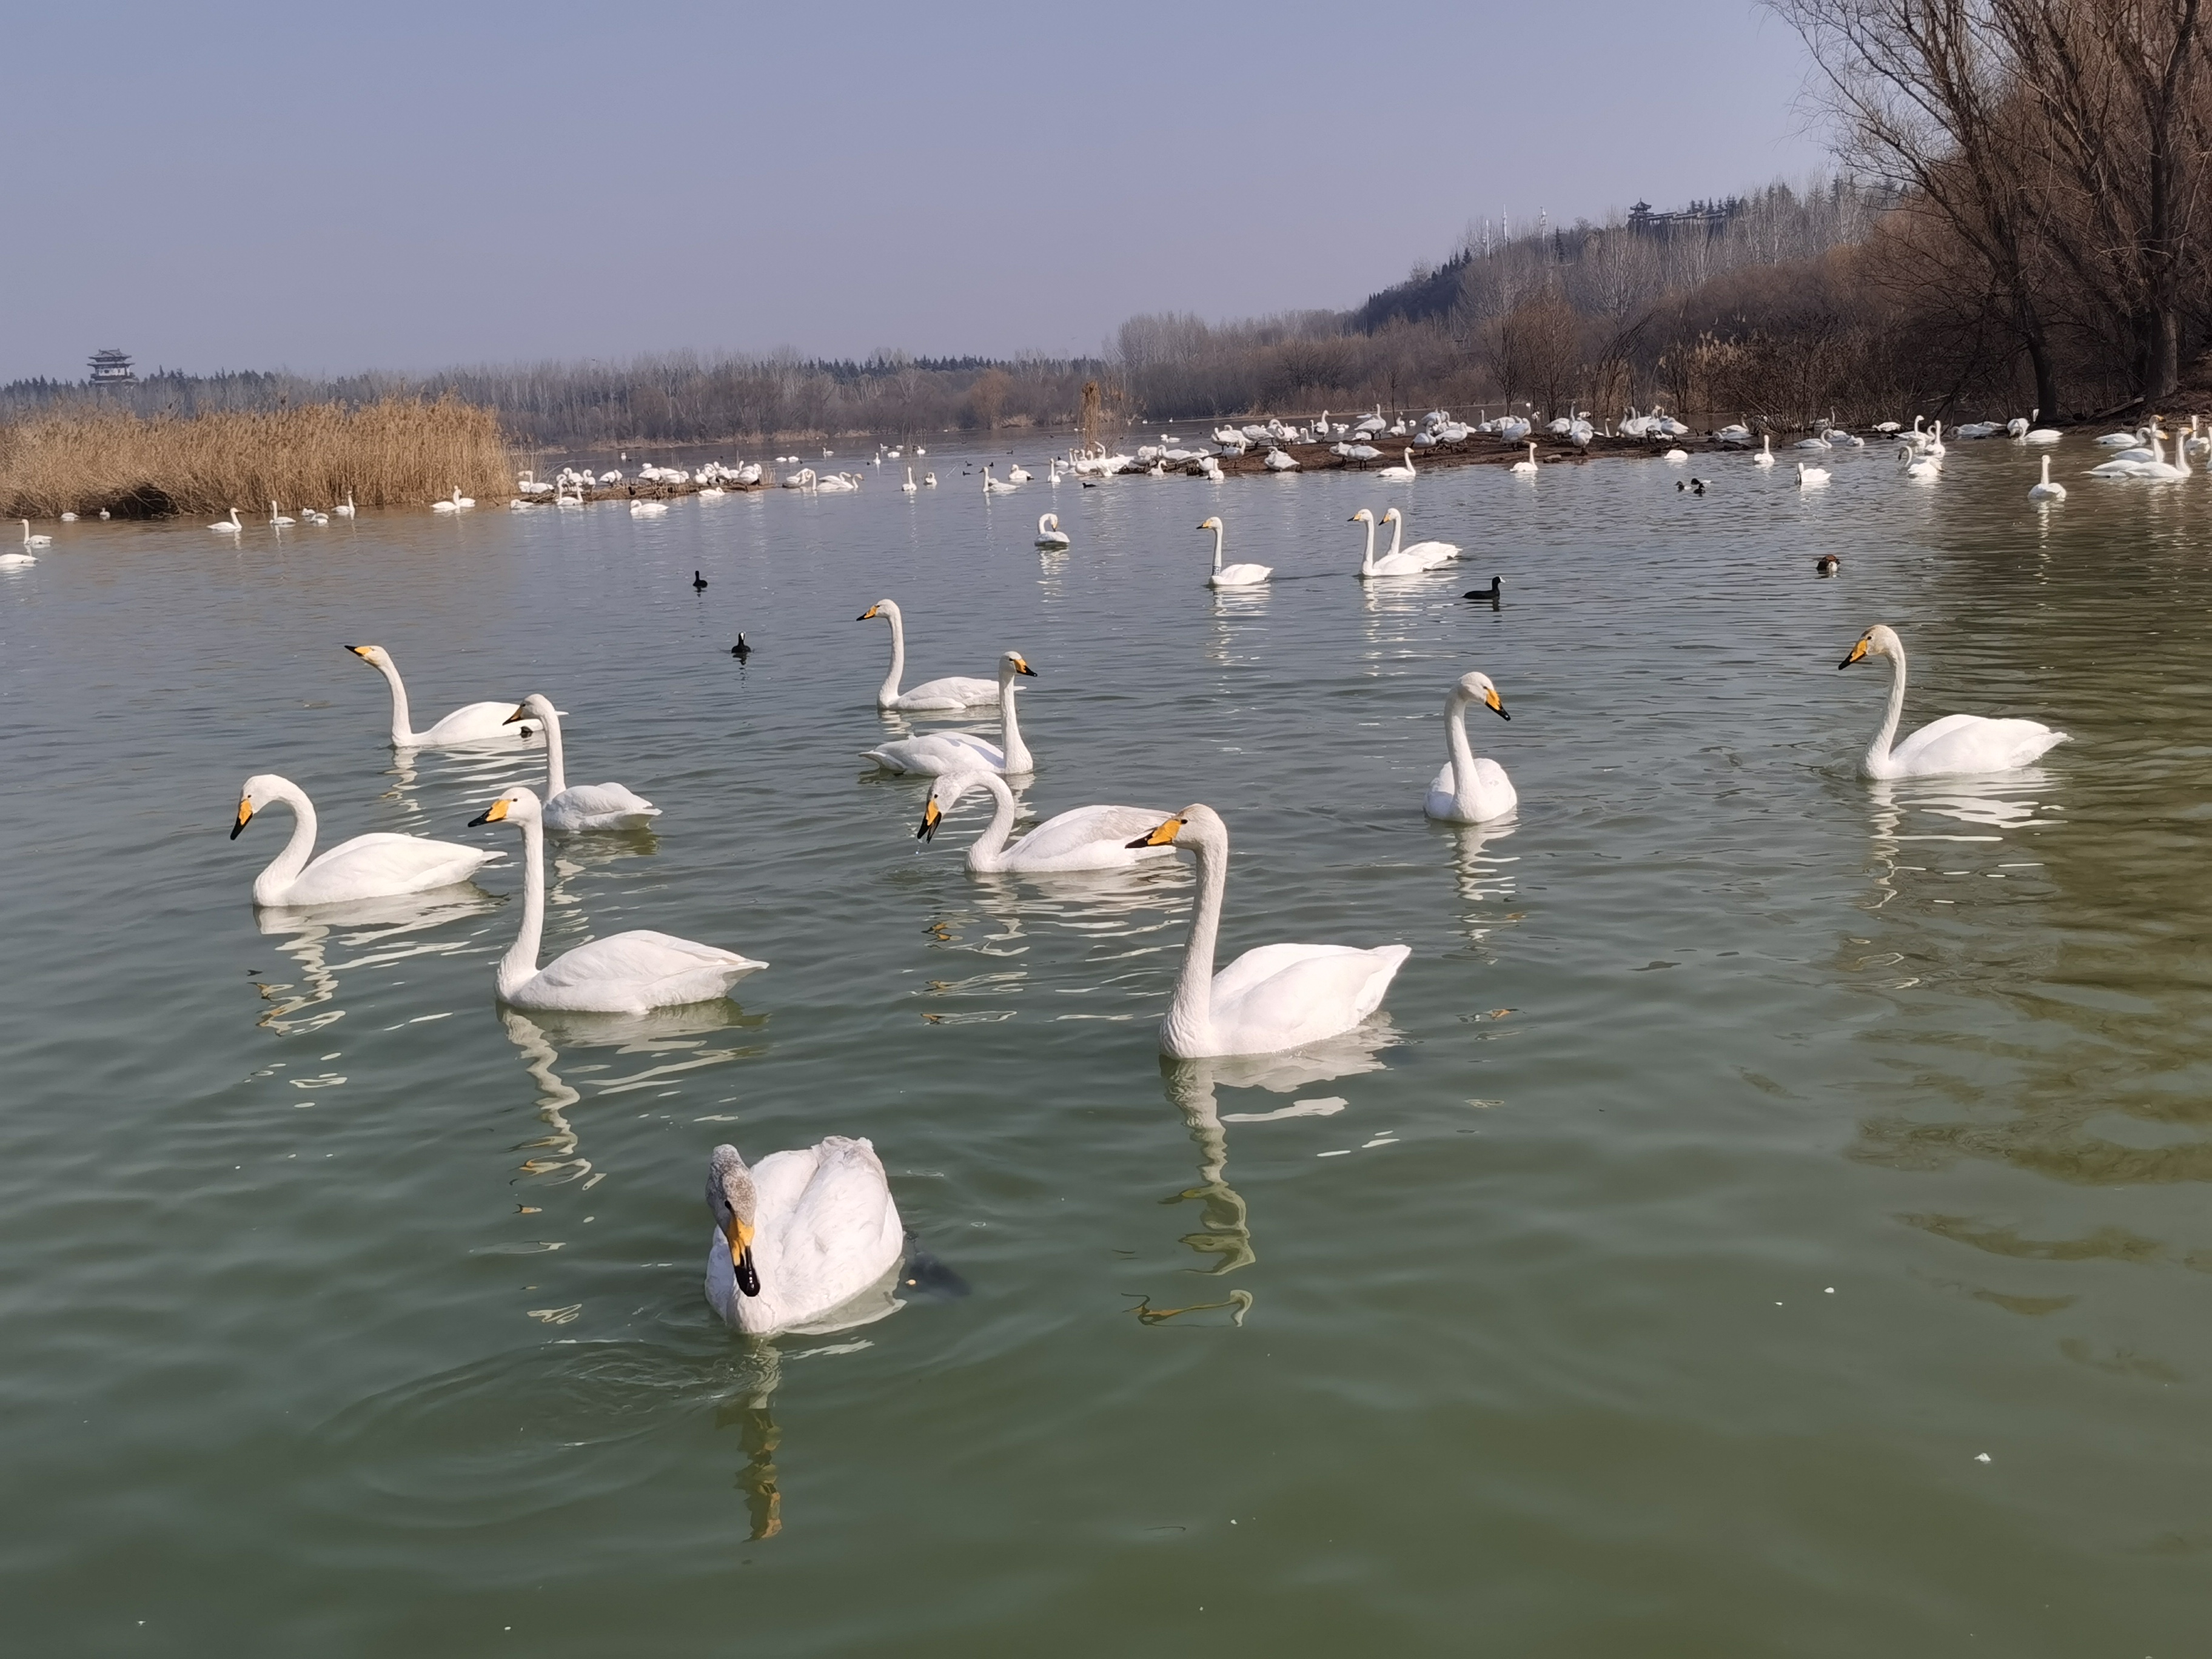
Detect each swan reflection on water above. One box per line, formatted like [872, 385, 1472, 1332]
[1146, 1021, 1402, 1304]
[1442, 816, 1519, 941]
[376, 732, 545, 816]
[1861, 768, 2059, 911]
[500, 1004, 766, 1192]
[251, 885, 502, 1034]
[918, 860, 1188, 1016]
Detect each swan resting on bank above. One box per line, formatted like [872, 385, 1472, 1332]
[705, 1138, 903, 1336]
[506, 694, 661, 832]
[863, 651, 1037, 774]
[1838, 624, 2069, 778]
[233, 773, 498, 905]
[1127, 804, 1410, 1057]
[348, 643, 535, 746]
[859, 598, 1002, 710]
[469, 786, 764, 1010]
[920, 768, 1173, 873]
[1423, 672, 1518, 823]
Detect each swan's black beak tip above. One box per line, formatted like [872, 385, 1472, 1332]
[467, 809, 494, 826]
[228, 819, 246, 840]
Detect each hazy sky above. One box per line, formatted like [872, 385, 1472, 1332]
[6, 1, 1827, 380]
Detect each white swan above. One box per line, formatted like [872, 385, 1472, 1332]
[268, 501, 295, 527]
[1375, 448, 1417, 481]
[982, 463, 1019, 495]
[19, 519, 52, 549]
[1509, 443, 1540, 476]
[1199, 515, 1272, 588]
[469, 788, 763, 1011]
[1754, 435, 1776, 468]
[347, 644, 532, 747]
[902, 466, 919, 494]
[920, 768, 1173, 873]
[1349, 508, 1430, 578]
[1007, 463, 1033, 483]
[2028, 455, 2067, 501]
[209, 506, 244, 533]
[1899, 444, 1940, 481]
[1035, 512, 1070, 548]
[1839, 624, 2069, 778]
[233, 773, 497, 906]
[333, 492, 357, 518]
[1797, 461, 1832, 488]
[1378, 507, 1460, 568]
[858, 598, 1002, 711]
[431, 486, 472, 512]
[863, 652, 1036, 774]
[507, 694, 661, 832]
[630, 498, 669, 517]
[1423, 672, 1517, 823]
[705, 1139, 902, 1336]
[1125, 805, 1410, 1059]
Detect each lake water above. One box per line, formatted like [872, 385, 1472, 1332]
[7, 437, 2212, 1655]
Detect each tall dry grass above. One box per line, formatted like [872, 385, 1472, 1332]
[0, 397, 514, 519]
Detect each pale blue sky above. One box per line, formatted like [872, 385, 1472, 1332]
[5, 1, 1825, 380]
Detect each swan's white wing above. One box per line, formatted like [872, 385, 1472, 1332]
[546, 783, 659, 823]
[415, 700, 528, 744]
[1400, 539, 1461, 566]
[1425, 759, 1515, 822]
[1211, 563, 1273, 586]
[1209, 942, 1411, 1051]
[1892, 715, 2068, 776]
[1006, 803, 1171, 868]
[740, 1138, 904, 1335]
[864, 732, 1005, 774]
[535, 928, 765, 1003]
[894, 675, 1000, 710]
[1365, 552, 1432, 577]
[285, 833, 494, 903]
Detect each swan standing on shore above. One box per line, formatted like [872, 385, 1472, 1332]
[210, 507, 244, 533]
[1379, 507, 1460, 568]
[1838, 625, 2069, 777]
[705, 1139, 902, 1336]
[1036, 513, 1070, 548]
[469, 788, 763, 1011]
[505, 694, 660, 832]
[2029, 455, 2067, 501]
[347, 644, 532, 746]
[233, 773, 498, 905]
[859, 598, 1002, 711]
[863, 652, 1036, 774]
[919, 768, 1172, 873]
[1350, 508, 1429, 578]
[1125, 805, 1410, 1058]
[1199, 515, 1272, 588]
[1423, 672, 1517, 823]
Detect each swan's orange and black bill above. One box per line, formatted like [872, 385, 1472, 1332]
[1484, 686, 1510, 720]
[1011, 655, 1037, 677]
[724, 1216, 760, 1296]
[1127, 816, 1185, 850]
[856, 604, 881, 622]
[230, 798, 253, 839]
[918, 800, 942, 840]
[469, 798, 511, 826]
[1839, 634, 1872, 669]
[503, 705, 530, 725]
[345, 644, 374, 657]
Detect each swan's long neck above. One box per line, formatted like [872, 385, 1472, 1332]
[252, 783, 321, 905]
[1358, 517, 1377, 574]
[966, 773, 1019, 872]
[371, 659, 416, 744]
[1209, 523, 1225, 574]
[539, 705, 567, 797]
[1000, 672, 1032, 773]
[1162, 833, 1227, 1053]
[499, 816, 546, 999]
[1384, 514, 1401, 559]
[1444, 692, 1489, 815]
[1865, 644, 1908, 776]
[877, 606, 906, 705]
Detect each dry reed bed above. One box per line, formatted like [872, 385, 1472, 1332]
[0, 398, 514, 520]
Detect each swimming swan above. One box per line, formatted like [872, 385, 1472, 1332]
[233, 773, 497, 906]
[210, 507, 244, 533]
[506, 694, 661, 833]
[858, 598, 1002, 711]
[2028, 455, 2067, 501]
[1838, 625, 2070, 778]
[1199, 516, 1272, 588]
[1798, 461, 1832, 488]
[1754, 435, 1776, 467]
[347, 644, 532, 746]
[1375, 448, 1417, 481]
[1510, 443, 1540, 475]
[1378, 506, 1460, 568]
[333, 492, 357, 518]
[1126, 804, 1410, 1058]
[863, 652, 1036, 775]
[1350, 508, 1430, 578]
[1036, 512, 1070, 548]
[919, 768, 1171, 873]
[1423, 672, 1517, 823]
[705, 1139, 903, 1336]
[469, 786, 763, 1010]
